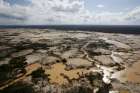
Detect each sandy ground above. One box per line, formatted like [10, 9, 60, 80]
[0, 29, 140, 93]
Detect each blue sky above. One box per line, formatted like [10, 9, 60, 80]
[0, 0, 140, 25]
[5, 0, 30, 5]
[85, 0, 140, 12]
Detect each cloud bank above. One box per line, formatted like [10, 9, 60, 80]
[0, 0, 140, 25]
[96, 4, 104, 8]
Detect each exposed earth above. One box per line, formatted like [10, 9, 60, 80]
[0, 29, 140, 93]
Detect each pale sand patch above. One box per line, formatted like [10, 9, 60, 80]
[42, 56, 60, 65]
[61, 49, 78, 58]
[101, 37, 131, 49]
[111, 51, 123, 64]
[69, 33, 91, 39]
[112, 60, 140, 83]
[67, 58, 92, 67]
[11, 49, 33, 57]
[94, 55, 114, 66]
[26, 53, 44, 64]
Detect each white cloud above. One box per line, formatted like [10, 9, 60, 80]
[124, 7, 140, 21]
[0, 1, 27, 18]
[0, 0, 140, 25]
[96, 4, 104, 8]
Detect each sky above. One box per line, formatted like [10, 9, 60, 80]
[0, 0, 140, 25]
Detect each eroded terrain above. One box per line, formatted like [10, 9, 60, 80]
[0, 29, 140, 93]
